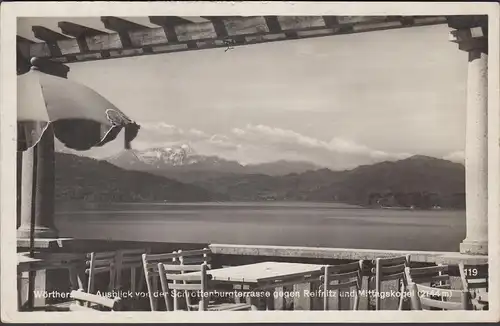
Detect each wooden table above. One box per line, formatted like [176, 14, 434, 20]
[18, 254, 43, 273]
[207, 261, 323, 283]
[17, 252, 86, 310]
[194, 261, 325, 310]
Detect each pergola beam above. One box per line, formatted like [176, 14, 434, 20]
[58, 21, 107, 38]
[17, 15, 448, 64]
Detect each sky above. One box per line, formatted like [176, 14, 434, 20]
[39, 21, 467, 170]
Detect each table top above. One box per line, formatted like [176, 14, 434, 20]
[204, 261, 325, 284]
[18, 253, 43, 264]
[17, 252, 85, 273]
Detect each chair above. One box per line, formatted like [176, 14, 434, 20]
[256, 268, 324, 310]
[459, 263, 488, 310]
[408, 282, 472, 310]
[142, 251, 180, 311]
[157, 263, 255, 311]
[321, 260, 363, 310]
[175, 248, 213, 309]
[371, 255, 410, 310]
[405, 264, 452, 289]
[175, 248, 212, 267]
[86, 249, 148, 297]
[68, 289, 122, 311]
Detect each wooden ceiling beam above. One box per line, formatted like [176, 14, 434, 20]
[20, 15, 449, 64]
[32, 25, 71, 42]
[101, 16, 150, 47]
[149, 16, 193, 27]
[58, 21, 106, 37]
[101, 16, 148, 32]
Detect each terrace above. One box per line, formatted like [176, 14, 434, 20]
[13, 13, 491, 313]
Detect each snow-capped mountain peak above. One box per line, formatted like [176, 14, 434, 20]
[134, 144, 195, 167]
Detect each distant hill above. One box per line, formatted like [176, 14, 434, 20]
[54, 153, 223, 202]
[105, 145, 320, 183]
[56, 152, 465, 209]
[189, 155, 466, 209]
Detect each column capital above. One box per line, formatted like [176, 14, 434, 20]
[447, 15, 488, 54]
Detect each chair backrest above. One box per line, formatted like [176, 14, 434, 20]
[321, 260, 363, 310]
[405, 264, 451, 289]
[69, 289, 121, 311]
[372, 255, 411, 310]
[141, 251, 180, 311]
[157, 263, 211, 311]
[408, 282, 471, 310]
[176, 248, 212, 266]
[86, 248, 148, 295]
[458, 263, 488, 310]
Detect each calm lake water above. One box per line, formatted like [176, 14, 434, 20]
[55, 202, 466, 252]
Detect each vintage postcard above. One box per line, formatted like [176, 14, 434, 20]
[1, 1, 499, 323]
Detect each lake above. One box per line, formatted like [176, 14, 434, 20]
[55, 202, 466, 252]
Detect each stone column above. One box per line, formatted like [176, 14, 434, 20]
[17, 126, 58, 239]
[448, 16, 488, 255]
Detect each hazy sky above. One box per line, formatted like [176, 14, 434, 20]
[42, 22, 467, 169]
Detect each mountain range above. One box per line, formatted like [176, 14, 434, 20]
[55, 147, 466, 209]
[105, 145, 320, 183]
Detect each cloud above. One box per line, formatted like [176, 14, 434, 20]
[136, 122, 209, 143]
[230, 124, 412, 168]
[129, 122, 414, 169]
[208, 134, 241, 150]
[443, 151, 465, 163]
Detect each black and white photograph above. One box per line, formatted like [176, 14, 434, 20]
[1, 1, 498, 323]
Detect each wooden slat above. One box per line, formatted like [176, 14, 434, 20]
[87, 251, 116, 259]
[374, 255, 409, 266]
[412, 275, 450, 284]
[409, 265, 448, 275]
[323, 270, 360, 281]
[70, 290, 119, 309]
[420, 297, 464, 310]
[160, 264, 204, 272]
[415, 283, 463, 296]
[327, 279, 359, 290]
[178, 248, 212, 257]
[181, 257, 211, 265]
[466, 281, 488, 289]
[69, 304, 101, 312]
[381, 272, 405, 282]
[143, 252, 178, 263]
[167, 283, 203, 291]
[165, 273, 206, 281]
[322, 261, 361, 274]
[379, 263, 406, 275]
